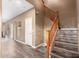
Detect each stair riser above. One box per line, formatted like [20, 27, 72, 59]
[51, 55, 57, 58]
[55, 38, 77, 44]
[59, 30, 77, 34]
[52, 47, 79, 58]
[56, 35, 77, 38]
[56, 37, 77, 40]
[54, 41, 78, 52]
[51, 54, 62, 58]
[57, 30, 77, 36]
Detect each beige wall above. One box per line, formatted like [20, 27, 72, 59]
[27, 0, 45, 46]
[4, 0, 45, 46]
[59, 0, 77, 28]
[4, 8, 36, 47]
[44, 7, 57, 43]
[35, 7, 45, 46]
[77, 0, 79, 52]
[0, 0, 2, 57]
[35, 11, 45, 46]
[44, 17, 52, 43]
[5, 0, 45, 47]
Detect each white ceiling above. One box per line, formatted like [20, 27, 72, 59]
[2, 0, 34, 22]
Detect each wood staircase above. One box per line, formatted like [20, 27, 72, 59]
[51, 29, 79, 58]
[44, 6, 79, 58]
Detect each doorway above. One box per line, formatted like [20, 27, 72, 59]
[25, 17, 33, 46]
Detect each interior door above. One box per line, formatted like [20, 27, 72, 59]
[25, 17, 32, 46]
[10, 24, 13, 39]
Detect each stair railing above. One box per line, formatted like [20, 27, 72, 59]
[45, 12, 59, 58]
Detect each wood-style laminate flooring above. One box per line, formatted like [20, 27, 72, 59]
[1, 38, 44, 58]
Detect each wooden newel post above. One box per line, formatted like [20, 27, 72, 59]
[45, 30, 50, 58]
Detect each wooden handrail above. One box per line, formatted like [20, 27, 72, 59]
[45, 12, 59, 58]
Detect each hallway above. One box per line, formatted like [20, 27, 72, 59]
[1, 0, 79, 58]
[1, 38, 44, 58]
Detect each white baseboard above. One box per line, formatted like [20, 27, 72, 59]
[14, 39, 46, 49]
[42, 43, 47, 46]
[34, 43, 46, 48]
[14, 39, 26, 45]
[14, 39, 39, 48]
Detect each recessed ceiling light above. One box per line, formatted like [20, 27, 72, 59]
[16, 0, 22, 4]
[53, 0, 59, 3]
[50, 0, 59, 4]
[43, 0, 59, 4]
